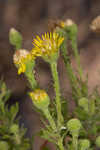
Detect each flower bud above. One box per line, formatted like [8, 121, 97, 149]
[29, 89, 50, 110]
[67, 118, 82, 137]
[95, 136, 100, 148]
[60, 19, 74, 28]
[90, 16, 100, 34]
[78, 97, 89, 112]
[13, 49, 35, 74]
[0, 141, 9, 150]
[13, 49, 29, 64]
[9, 28, 22, 49]
[79, 139, 90, 150]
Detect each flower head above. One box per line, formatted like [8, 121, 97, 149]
[32, 32, 64, 62]
[13, 49, 35, 74]
[29, 89, 50, 110]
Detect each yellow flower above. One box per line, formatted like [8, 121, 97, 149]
[32, 32, 64, 59]
[17, 63, 27, 75]
[13, 49, 34, 74]
[29, 89, 50, 110]
[29, 89, 47, 101]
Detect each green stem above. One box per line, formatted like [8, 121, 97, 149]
[72, 136, 78, 150]
[15, 42, 22, 50]
[43, 108, 56, 130]
[50, 62, 64, 127]
[71, 37, 83, 81]
[25, 70, 38, 90]
[61, 40, 82, 101]
[0, 102, 5, 115]
[58, 138, 65, 150]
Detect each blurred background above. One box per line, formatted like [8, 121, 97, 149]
[0, 0, 100, 149]
[0, 0, 100, 95]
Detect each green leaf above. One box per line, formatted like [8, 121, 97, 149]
[8, 103, 19, 122]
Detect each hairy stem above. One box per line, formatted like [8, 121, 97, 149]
[71, 37, 83, 81]
[58, 138, 65, 150]
[43, 108, 56, 130]
[50, 62, 64, 127]
[25, 70, 38, 90]
[61, 40, 82, 101]
[72, 136, 78, 150]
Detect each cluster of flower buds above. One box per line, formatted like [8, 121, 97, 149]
[10, 28, 64, 74]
